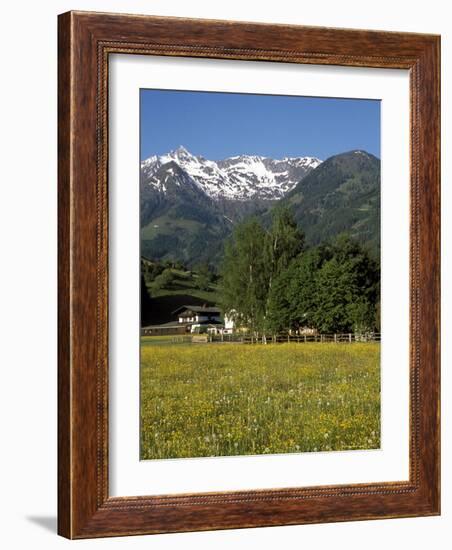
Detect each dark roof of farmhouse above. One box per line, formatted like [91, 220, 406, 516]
[172, 305, 222, 315]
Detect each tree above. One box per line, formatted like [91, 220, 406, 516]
[141, 259, 164, 286]
[196, 262, 213, 291]
[262, 206, 305, 331]
[220, 209, 306, 336]
[374, 301, 381, 332]
[267, 246, 329, 333]
[266, 235, 379, 335]
[312, 235, 379, 333]
[264, 205, 305, 280]
[313, 257, 356, 332]
[220, 216, 379, 336]
[347, 298, 377, 334]
[219, 218, 268, 335]
[151, 268, 174, 292]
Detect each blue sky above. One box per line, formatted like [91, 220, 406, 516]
[140, 89, 380, 161]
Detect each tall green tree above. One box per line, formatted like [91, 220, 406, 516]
[264, 206, 304, 280]
[220, 208, 304, 335]
[262, 206, 304, 330]
[219, 218, 268, 335]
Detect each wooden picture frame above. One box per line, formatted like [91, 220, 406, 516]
[58, 10, 440, 539]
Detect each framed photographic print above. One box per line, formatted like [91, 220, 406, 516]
[58, 11, 440, 538]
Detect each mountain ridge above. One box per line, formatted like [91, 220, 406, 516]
[141, 146, 322, 202]
[140, 148, 380, 266]
[283, 150, 380, 253]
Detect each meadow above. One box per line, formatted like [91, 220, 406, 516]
[140, 342, 380, 459]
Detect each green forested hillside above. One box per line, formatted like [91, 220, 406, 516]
[284, 150, 380, 256]
[141, 258, 220, 325]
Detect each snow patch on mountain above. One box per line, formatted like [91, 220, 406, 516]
[141, 146, 322, 201]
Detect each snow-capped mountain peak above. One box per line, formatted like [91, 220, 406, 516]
[141, 147, 322, 201]
[165, 145, 194, 162]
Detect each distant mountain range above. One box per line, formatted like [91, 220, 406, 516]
[140, 147, 380, 266]
[141, 145, 322, 201]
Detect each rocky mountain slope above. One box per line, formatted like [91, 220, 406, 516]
[140, 147, 380, 266]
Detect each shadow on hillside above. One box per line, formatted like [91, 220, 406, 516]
[141, 293, 216, 326]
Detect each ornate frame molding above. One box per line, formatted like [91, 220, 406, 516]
[58, 11, 440, 538]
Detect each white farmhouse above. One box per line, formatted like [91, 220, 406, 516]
[172, 305, 223, 334]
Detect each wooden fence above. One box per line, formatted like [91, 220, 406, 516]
[169, 333, 381, 345]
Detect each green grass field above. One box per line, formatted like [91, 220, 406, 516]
[141, 335, 185, 346]
[147, 268, 219, 304]
[140, 342, 380, 459]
